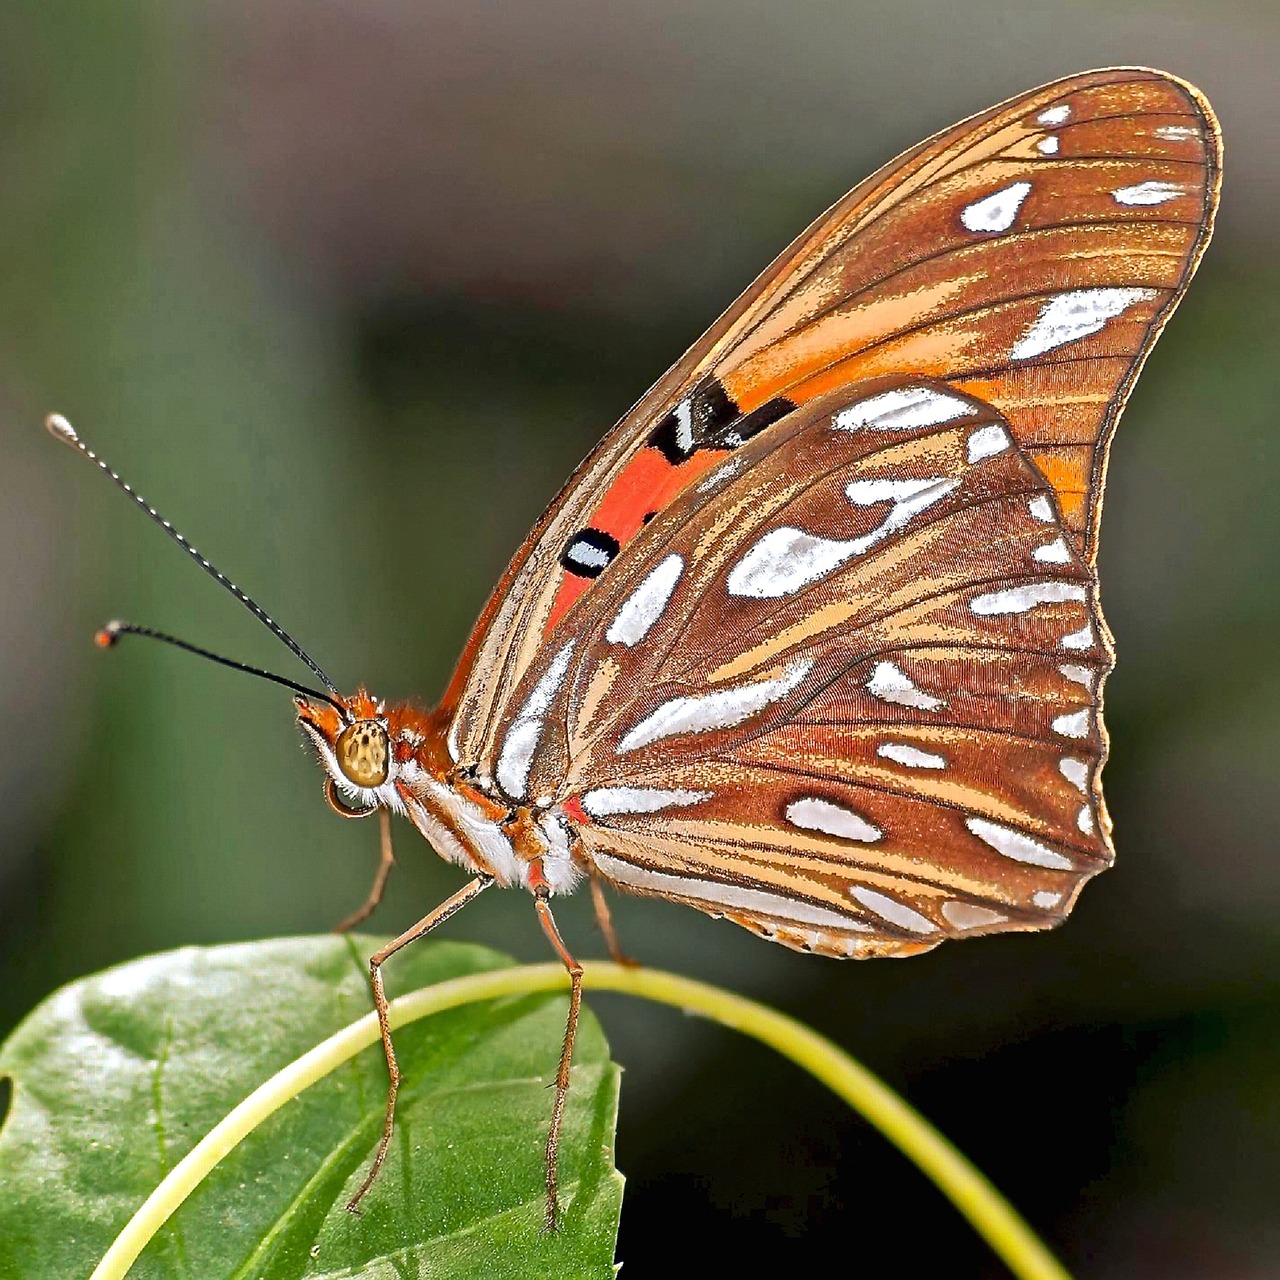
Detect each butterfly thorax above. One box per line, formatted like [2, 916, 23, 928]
[296, 690, 582, 895]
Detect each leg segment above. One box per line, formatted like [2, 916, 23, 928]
[588, 874, 638, 968]
[346, 873, 494, 1213]
[534, 887, 583, 1233]
[335, 807, 397, 935]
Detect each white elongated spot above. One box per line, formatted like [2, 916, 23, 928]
[1112, 180, 1185, 206]
[967, 422, 1011, 461]
[1059, 756, 1090, 791]
[1154, 124, 1198, 141]
[1011, 287, 1158, 360]
[877, 742, 946, 770]
[866, 660, 945, 711]
[607, 554, 684, 646]
[672, 398, 695, 454]
[971, 581, 1087, 615]
[1053, 709, 1090, 739]
[618, 657, 811, 753]
[1061, 621, 1095, 650]
[787, 796, 882, 843]
[1037, 104, 1071, 125]
[495, 642, 575, 799]
[850, 885, 934, 933]
[942, 901, 1008, 930]
[1033, 536, 1072, 564]
[1077, 804, 1095, 834]
[696, 455, 746, 493]
[961, 181, 1032, 234]
[590, 851, 871, 932]
[844, 476, 950, 507]
[833, 386, 973, 432]
[581, 786, 712, 817]
[966, 816, 1074, 869]
[728, 477, 960, 600]
[1037, 135, 1060, 155]
[1059, 663, 1094, 688]
[1029, 494, 1056, 522]
[1032, 889, 1063, 909]
[727, 527, 862, 599]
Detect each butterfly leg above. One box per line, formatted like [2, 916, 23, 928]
[531, 870, 583, 1233]
[346, 872, 494, 1213]
[588, 874, 638, 968]
[334, 807, 397, 934]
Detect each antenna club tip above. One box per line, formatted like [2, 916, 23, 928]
[94, 621, 124, 648]
[45, 413, 79, 445]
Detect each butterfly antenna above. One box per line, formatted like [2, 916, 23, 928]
[95, 621, 348, 714]
[45, 412, 341, 699]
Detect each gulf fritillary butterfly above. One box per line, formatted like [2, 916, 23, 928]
[50, 66, 1221, 1231]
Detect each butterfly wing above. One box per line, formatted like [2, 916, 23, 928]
[492, 381, 1110, 954]
[443, 67, 1219, 777]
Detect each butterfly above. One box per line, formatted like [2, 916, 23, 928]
[50, 66, 1220, 1231]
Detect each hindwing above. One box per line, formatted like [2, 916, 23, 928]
[486, 381, 1111, 953]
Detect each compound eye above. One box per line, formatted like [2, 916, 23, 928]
[336, 720, 390, 788]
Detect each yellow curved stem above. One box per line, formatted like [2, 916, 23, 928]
[90, 962, 1071, 1280]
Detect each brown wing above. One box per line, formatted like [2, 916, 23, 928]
[441, 67, 1219, 776]
[492, 381, 1112, 956]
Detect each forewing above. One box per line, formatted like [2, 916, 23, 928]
[494, 382, 1113, 956]
[442, 68, 1218, 770]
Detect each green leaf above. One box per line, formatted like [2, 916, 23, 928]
[0, 937, 623, 1279]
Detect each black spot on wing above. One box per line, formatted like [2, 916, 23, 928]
[648, 377, 796, 462]
[560, 527, 621, 579]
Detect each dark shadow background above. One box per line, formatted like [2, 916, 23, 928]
[2, 3, 1278, 1275]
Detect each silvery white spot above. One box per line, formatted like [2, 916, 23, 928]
[877, 742, 946, 770]
[866, 660, 945, 711]
[967, 422, 1011, 461]
[970, 581, 1087, 615]
[966, 816, 1074, 869]
[1033, 537, 1072, 565]
[589, 851, 872, 932]
[1059, 756, 1089, 790]
[850, 885, 934, 933]
[1112, 180, 1185, 206]
[1032, 889, 1063, 909]
[1029, 494, 1056, 522]
[787, 797, 883, 843]
[1077, 804, 1095, 835]
[833, 385, 973, 432]
[1154, 124, 1198, 141]
[1061, 621, 1095, 650]
[581, 786, 712, 817]
[727, 477, 961, 600]
[495, 642, 575, 799]
[845, 476, 946, 507]
[1037, 104, 1071, 125]
[1059, 663, 1094, 688]
[941, 901, 1008, 930]
[1037, 135, 1060, 155]
[618, 657, 812, 753]
[1052, 709, 1090, 739]
[568, 541, 612, 573]
[960, 181, 1033, 234]
[1011, 287, 1159, 360]
[727, 527, 864, 600]
[841, 474, 960, 545]
[673, 398, 695, 454]
[696, 456, 746, 493]
[607, 554, 684, 646]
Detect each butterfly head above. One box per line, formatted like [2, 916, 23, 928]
[295, 690, 448, 817]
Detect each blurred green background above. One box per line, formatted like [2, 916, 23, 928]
[2, 2, 1278, 1275]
